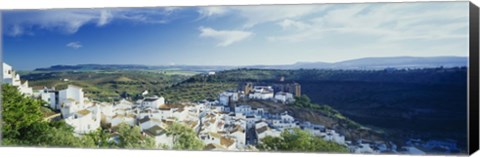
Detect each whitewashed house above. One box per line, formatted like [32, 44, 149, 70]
[200, 132, 237, 150]
[270, 112, 297, 130]
[111, 114, 136, 127]
[152, 107, 173, 120]
[248, 86, 274, 100]
[141, 96, 165, 109]
[98, 102, 114, 124]
[59, 85, 85, 106]
[219, 91, 239, 106]
[322, 129, 346, 145]
[41, 87, 59, 110]
[255, 125, 281, 143]
[235, 105, 253, 116]
[274, 92, 295, 104]
[64, 106, 101, 134]
[2, 63, 33, 95]
[144, 125, 173, 148]
[139, 116, 163, 131]
[228, 125, 246, 147]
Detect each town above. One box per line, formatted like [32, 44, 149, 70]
[3, 62, 454, 154]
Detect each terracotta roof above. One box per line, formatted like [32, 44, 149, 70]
[204, 143, 226, 150]
[220, 137, 235, 147]
[77, 109, 91, 116]
[183, 120, 198, 128]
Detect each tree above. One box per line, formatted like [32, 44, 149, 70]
[165, 123, 204, 150]
[115, 123, 156, 149]
[84, 128, 114, 148]
[2, 84, 49, 145]
[2, 84, 94, 147]
[257, 128, 348, 153]
[42, 121, 95, 148]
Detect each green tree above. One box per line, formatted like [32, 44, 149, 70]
[165, 123, 204, 150]
[2, 84, 95, 147]
[84, 128, 114, 148]
[257, 128, 348, 153]
[115, 123, 156, 149]
[42, 121, 95, 147]
[2, 84, 49, 145]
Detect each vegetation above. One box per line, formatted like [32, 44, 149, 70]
[165, 123, 204, 150]
[189, 67, 468, 148]
[290, 95, 361, 129]
[2, 84, 93, 147]
[115, 123, 156, 149]
[160, 82, 237, 103]
[22, 70, 191, 102]
[19, 66, 468, 150]
[2, 84, 154, 149]
[257, 128, 348, 152]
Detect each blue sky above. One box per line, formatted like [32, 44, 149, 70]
[2, 2, 470, 70]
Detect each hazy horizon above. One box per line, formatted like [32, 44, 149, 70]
[7, 55, 468, 71]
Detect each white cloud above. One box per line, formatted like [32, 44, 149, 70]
[278, 19, 311, 30]
[197, 7, 229, 19]
[235, 5, 328, 28]
[97, 10, 113, 26]
[267, 3, 468, 43]
[199, 27, 253, 47]
[3, 8, 179, 36]
[66, 41, 83, 49]
[196, 5, 329, 28]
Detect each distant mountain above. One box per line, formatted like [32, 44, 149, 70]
[247, 56, 467, 70]
[35, 64, 237, 72]
[35, 56, 468, 72]
[331, 56, 468, 69]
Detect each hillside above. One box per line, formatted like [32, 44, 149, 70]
[21, 70, 191, 101]
[184, 67, 468, 149]
[21, 66, 468, 150]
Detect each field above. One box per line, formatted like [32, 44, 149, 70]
[21, 70, 193, 102]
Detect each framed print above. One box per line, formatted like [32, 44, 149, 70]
[1, 1, 479, 156]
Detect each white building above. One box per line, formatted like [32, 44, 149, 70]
[64, 107, 101, 134]
[235, 105, 253, 116]
[2, 63, 33, 96]
[248, 86, 274, 100]
[229, 125, 246, 147]
[98, 102, 115, 124]
[255, 125, 281, 143]
[219, 91, 239, 106]
[274, 92, 295, 104]
[321, 129, 346, 145]
[139, 116, 163, 131]
[144, 125, 173, 148]
[270, 112, 297, 130]
[141, 96, 165, 109]
[111, 114, 136, 127]
[200, 132, 237, 150]
[41, 87, 59, 110]
[59, 85, 85, 106]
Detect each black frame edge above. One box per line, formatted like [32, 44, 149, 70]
[469, 1, 480, 155]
